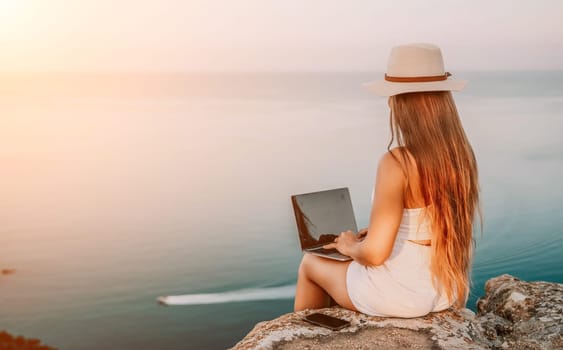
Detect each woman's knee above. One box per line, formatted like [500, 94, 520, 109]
[298, 253, 314, 277]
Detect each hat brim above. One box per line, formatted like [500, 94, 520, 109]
[362, 78, 467, 97]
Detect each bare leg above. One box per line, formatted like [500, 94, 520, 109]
[294, 253, 358, 312]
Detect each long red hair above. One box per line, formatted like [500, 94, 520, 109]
[389, 91, 480, 308]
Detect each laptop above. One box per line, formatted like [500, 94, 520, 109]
[291, 187, 357, 261]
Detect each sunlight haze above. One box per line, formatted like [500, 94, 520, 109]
[1, 0, 562, 72]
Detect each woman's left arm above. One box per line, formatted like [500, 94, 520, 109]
[324, 151, 405, 266]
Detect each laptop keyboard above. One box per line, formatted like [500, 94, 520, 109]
[307, 247, 339, 255]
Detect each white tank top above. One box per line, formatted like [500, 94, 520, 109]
[398, 207, 432, 241]
[371, 188, 432, 241]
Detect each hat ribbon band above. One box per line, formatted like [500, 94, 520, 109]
[384, 72, 451, 83]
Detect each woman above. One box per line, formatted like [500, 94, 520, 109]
[294, 43, 480, 317]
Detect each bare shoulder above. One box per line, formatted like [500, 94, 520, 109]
[386, 147, 418, 172]
[379, 150, 401, 170]
[379, 147, 411, 172]
[376, 149, 406, 186]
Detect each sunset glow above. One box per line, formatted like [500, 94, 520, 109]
[1, 0, 36, 30]
[1, 2, 562, 349]
[1, 0, 562, 72]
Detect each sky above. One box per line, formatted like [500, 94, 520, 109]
[1, 0, 562, 72]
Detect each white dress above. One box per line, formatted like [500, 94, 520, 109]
[346, 207, 452, 317]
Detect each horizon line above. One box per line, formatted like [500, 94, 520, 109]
[2, 68, 563, 75]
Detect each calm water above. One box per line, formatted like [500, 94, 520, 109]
[1, 71, 562, 349]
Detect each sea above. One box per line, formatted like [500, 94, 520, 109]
[1, 71, 562, 349]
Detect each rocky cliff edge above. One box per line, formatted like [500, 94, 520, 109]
[231, 275, 562, 350]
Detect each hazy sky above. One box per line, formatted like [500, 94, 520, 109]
[1, 0, 562, 71]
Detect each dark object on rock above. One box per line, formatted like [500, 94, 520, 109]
[232, 274, 563, 350]
[1, 269, 16, 275]
[476, 274, 563, 349]
[231, 307, 488, 349]
[0, 330, 57, 350]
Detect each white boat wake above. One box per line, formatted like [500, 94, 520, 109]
[157, 284, 296, 306]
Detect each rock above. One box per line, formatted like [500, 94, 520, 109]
[232, 275, 563, 350]
[476, 274, 563, 349]
[0, 330, 56, 350]
[231, 307, 490, 350]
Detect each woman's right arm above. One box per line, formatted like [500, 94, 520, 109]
[351, 151, 406, 266]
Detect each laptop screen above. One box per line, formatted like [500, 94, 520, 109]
[291, 188, 358, 249]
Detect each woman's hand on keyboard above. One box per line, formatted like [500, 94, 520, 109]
[322, 230, 359, 257]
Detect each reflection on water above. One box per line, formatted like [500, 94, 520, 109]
[1, 71, 562, 349]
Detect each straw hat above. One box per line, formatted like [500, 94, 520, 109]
[363, 43, 467, 97]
